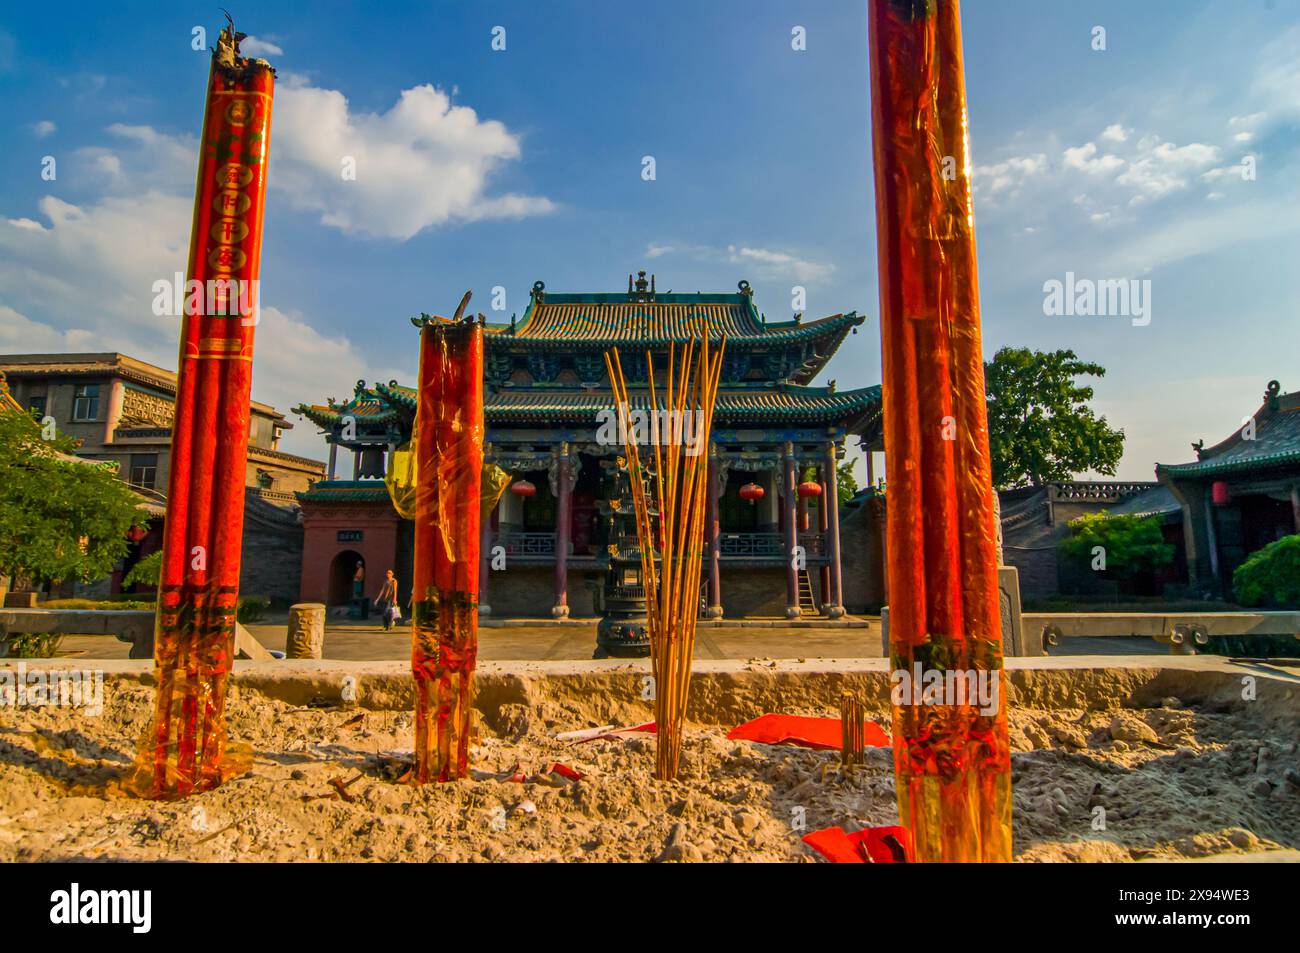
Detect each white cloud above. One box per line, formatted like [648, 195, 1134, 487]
[240, 36, 283, 58]
[725, 245, 833, 282]
[0, 173, 402, 458]
[642, 241, 833, 283]
[270, 79, 554, 239]
[973, 153, 1047, 195]
[1100, 123, 1128, 143]
[32, 120, 56, 138]
[1116, 139, 1220, 198]
[73, 124, 197, 195]
[1062, 142, 1124, 176]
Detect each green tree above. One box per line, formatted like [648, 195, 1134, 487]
[1232, 535, 1300, 608]
[837, 459, 859, 508]
[984, 347, 1125, 489]
[123, 550, 163, 589]
[1058, 513, 1173, 583]
[0, 408, 148, 586]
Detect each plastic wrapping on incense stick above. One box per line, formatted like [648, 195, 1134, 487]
[868, 0, 1012, 861]
[126, 23, 274, 799]
[410, 316, 484, 783]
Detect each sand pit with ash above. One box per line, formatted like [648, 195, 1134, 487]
[0, 667, 1297, 862]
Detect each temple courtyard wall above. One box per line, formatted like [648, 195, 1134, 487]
[2, 655, 1297, 862]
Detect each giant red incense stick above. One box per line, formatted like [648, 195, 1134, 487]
[869, 0, 1012, 861]
[128, 22, 274, 799]
[410, 307, 484, 783]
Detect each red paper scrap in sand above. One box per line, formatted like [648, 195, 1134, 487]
[802, 825, 913, 863]
[501, 762, 585, 783]
[563, 722, 657, 743]
[727, 714, 890, 750]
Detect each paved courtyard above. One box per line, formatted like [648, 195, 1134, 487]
[49, 613, 1167, 661]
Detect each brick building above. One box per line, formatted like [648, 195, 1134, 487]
[0, 353, 324, 603]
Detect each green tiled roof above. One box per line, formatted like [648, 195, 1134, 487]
[304, 380, 880, 430]
[488, 292, 865, 349]
[1158, 394, 1300, 478]
[486, 386, 881, 425]
[296, 480, 392, 503]
[374, 380, 879, 426]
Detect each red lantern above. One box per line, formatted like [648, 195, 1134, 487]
[126, 525, 149, 543]
[1211, 481, 1230, 506]
[739, 482, 764, 502]
[510, 479, 537, 498]
[798, 481, 823, 499]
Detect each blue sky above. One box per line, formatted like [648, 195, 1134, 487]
[1, 0, 1298, 478]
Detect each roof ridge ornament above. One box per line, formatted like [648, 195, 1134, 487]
[532, 280, 546, 303]
[1265, 379, 1281, 414]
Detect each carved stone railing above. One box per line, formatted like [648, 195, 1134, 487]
[494, 532, 556, 557]
[719, 532, 784, 557]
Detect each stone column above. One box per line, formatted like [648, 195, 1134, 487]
[103, 378, 125, 446]
[704, 445, 723, 619]
[818, 462, 831, 609]
[327, 442, 338, 480]
[285, 603, 326, 659]
[479, 504, 494, 616]
[552, 443, 571, 618]
[824, 442, 845, 618]
[783, 442, 800, 619]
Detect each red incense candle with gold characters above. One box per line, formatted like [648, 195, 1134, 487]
[128, 21, 275, 799]
[868, 0, 1012, 861]
[410, 310, 484, 783]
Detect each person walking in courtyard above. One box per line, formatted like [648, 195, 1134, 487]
[376, 569, 400, 630]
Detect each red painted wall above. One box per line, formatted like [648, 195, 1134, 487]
[299, 502, 402, 605]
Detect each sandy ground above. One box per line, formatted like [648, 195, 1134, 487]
[1, 671, 1297, 862]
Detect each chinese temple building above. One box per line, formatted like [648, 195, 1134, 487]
[1157, 380, 1300, 595]
[293, 274, 883, 619]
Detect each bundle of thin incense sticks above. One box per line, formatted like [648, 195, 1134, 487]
[840, 691, 865, 771]
[603, 328, 724, 781]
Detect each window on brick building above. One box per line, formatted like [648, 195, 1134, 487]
[72, 383, 100, 421]
[129, 453, 158, 490]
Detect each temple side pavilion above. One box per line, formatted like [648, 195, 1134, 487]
[293, 275, 882, 620]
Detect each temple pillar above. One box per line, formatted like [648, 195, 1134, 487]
[552, 443, 571, 618]
[824, 441, 845, 618]
[1291, 485, 1300, 534]
[782, 441, 800, 618]
[1167, 478, 1216, 593]
[479, 504, 494, 616]
[327, 443, 338, 480]
[818, 462, 831, 609]
[352, 448, 361, 479]
[704, 445, 723, 619]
